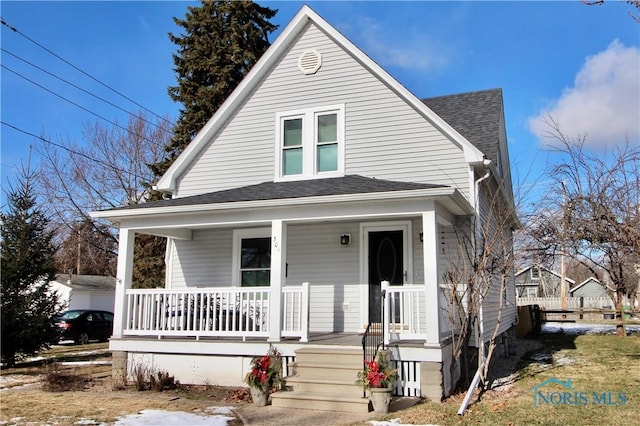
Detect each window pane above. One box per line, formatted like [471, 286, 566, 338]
[242, 270, 270, 287]
[317, 114, 337, 143]
[317, 143, 337, 172]
[284, 147, 303, 175]
[284, 118, 302, 147]
[241, 238, 271, 268]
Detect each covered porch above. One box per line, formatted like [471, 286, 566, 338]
[115, 281, 434, 344]
[93, 177, 475, 398]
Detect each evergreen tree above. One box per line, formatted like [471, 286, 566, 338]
[138, 1, 277, 288]
[1, 170, 61, 366]
[152, 0, 278, 176]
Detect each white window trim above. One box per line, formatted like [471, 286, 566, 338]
[530, 267, 540, 280]
[231, 228, 271, 287]
[275, 104, 345, 181]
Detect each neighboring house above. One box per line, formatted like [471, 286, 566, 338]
[92, 6, 517, 408]
[569, 277, 613, 299]
[50, 274, 116, 312]
[515, 265, 575, 298]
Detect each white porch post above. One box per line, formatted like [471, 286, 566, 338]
[113, 227, 134, 338]
[269, 220, 287, 342]
[422, 206, 441, 345]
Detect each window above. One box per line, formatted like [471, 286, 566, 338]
[316, 112, 338, 172]
[283, 118, 303, 175]
[525, 287, 538, 298]
[530, 267, 540, 280]
[240, 238, 271, 287]
[233, 229, 271, 287]
[276, 105, 344, 180]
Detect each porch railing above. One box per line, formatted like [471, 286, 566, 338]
[382, 282, 427, 344]
[122, 283, 309, 341]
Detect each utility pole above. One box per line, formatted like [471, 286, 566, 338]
[561, 182, 567, 312]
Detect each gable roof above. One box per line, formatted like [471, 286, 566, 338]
[515, 265, 576, 285]
[52, 274, 116, 291]
[569, 277, 614, 293]
[155, 5, 486, 193]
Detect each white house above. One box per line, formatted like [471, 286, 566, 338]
[92, 6, 517, 410]
[50, 274, 116, 312]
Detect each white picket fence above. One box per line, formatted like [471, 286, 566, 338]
[516, 296, 613, 310]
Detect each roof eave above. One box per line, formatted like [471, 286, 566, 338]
[91, 186, 471, 221]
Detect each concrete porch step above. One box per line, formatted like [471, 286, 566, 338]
[293, 347, 363, 365]
[272, 346, 369, 413]
[289, 362, 362, 381]
[270, 390, 370, 413]
[283, 376, 363, 397]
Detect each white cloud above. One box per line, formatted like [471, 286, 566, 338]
[340, 17, 449, 72]
[529, 40, 640, 148]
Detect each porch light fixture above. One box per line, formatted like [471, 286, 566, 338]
[340, 234, 351, 246]
[419, 232, 423, 242]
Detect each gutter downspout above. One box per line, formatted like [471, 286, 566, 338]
[458, 160, 491, 416]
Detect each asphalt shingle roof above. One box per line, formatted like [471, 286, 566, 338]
[106, 90, 504, 213]
[422, 88, 503, 161]
[115, 175, 446, 210]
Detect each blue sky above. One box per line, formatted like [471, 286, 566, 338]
[1, 1, 639, 209]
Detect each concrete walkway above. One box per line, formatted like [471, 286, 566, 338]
[234, 397, 421, 426]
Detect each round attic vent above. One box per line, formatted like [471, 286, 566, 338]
[298, 49, 322, 75]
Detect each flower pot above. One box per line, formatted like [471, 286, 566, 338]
[369, 387, 392, 414]
[249, 386, 269, 406]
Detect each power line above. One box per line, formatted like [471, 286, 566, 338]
[1, 120, 150, 182]
[2, 64, 166, 150]
[2, 47, 168, 132]
[0, 16, 174, 127]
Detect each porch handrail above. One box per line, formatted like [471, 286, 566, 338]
[362, 281, 387, 397]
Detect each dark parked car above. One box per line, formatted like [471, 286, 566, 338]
[55, 310, 114, 345]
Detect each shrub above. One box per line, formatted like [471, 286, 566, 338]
[42, 363, 90, 392]
[130, 362, 177, 392]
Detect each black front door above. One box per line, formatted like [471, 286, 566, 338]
[368, 230, 403, 323]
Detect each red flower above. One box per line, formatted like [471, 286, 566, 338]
[357, 354, 397, 390]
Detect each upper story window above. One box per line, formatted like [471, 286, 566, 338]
[530, 267, 540, 280]
[276, 104, 344, 180]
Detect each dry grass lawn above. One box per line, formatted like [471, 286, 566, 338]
[1, 333, 639, 425]
[373, 333, 640, 425]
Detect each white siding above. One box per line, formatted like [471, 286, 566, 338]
[287, 222, 361, 332]
[167, 219, 437, 333]
[476, 182, 517, 341]
[176, 22, 470, 199]
[169, 229, 233, 288]
[436, 223, 467, 339]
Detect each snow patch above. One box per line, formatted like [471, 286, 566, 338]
[113, 408, 235, 426]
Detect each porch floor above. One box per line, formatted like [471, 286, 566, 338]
[114, 332, 428, 348]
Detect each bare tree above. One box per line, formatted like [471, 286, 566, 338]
[36, 112, 171, 283]
[582, 0, 640, 23]
[528, 118, 640, 336]
[443, 171, 518, 400]
[54, 219, 117, 276]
